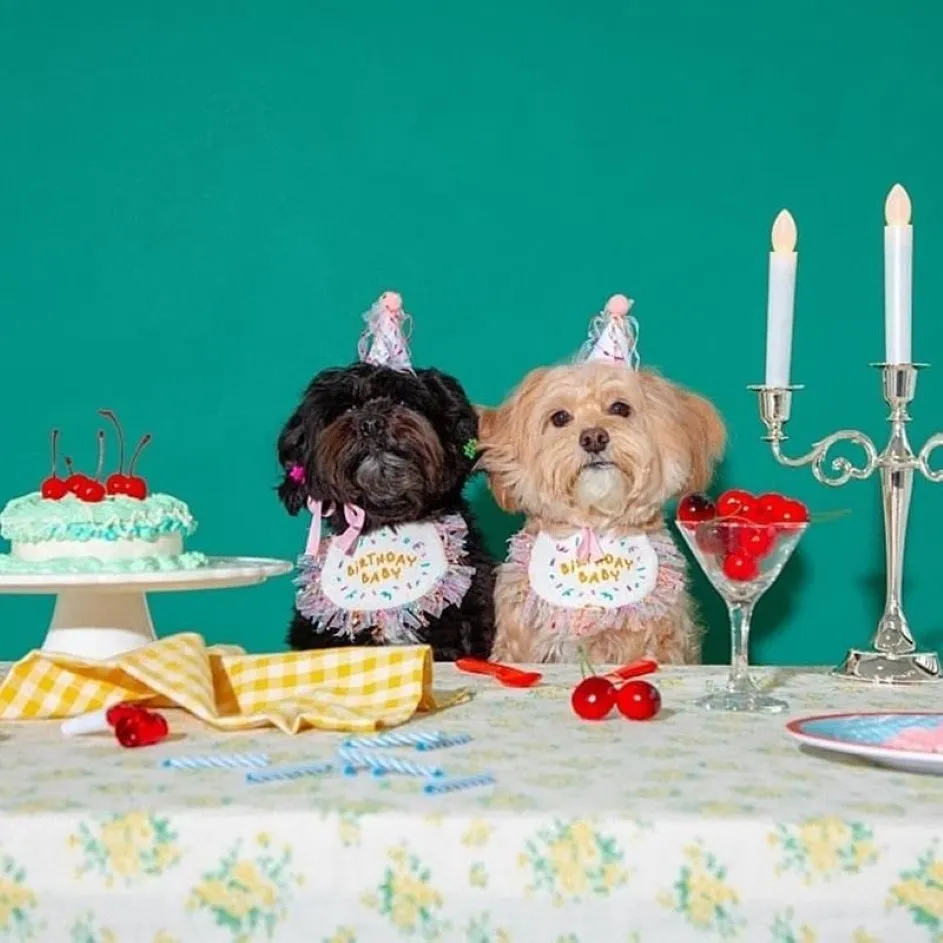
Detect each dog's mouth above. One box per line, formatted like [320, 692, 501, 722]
[573, 459, 631, 516]
[353, 452, 426, 511]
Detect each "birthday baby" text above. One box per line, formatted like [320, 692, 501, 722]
[347, 551, 421, 585]
[558, 553, 635, 584]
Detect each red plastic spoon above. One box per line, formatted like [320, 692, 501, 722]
[604, 658, 659, 682]
[455, 658, 543, 688]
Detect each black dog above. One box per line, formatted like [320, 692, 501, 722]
[276, 361, 495, 660]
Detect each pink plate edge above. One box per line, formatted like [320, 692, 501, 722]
[786, 710, 943, 762]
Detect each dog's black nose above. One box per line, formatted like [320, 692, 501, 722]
[358, 414, 383, 437]
[579, 426, 610, 454]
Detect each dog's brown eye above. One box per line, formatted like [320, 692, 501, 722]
[609, 401, 633, 418]
[550, 410, 572, 428]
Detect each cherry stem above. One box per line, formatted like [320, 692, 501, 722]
[94, 430, 106, 481]
[576, 645, 595, 680]
[128, 434, 152, 476]
[97, 409, 124, 473]
[64, 456, 74, 476]
[50, 429, 60, 477]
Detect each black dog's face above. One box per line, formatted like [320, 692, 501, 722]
[277, 362, 478, 525]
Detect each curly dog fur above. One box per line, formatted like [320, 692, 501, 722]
[478, 361, 724, 664]
[277, 362, 495, 660]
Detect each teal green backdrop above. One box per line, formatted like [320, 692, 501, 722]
[1, 1, 942, 665]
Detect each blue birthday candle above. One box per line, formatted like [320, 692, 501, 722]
[161, 753, 270, 771]
[423, 773, 496, 795]
[245, 761, 335, 784]
[336, 747, 444, 778]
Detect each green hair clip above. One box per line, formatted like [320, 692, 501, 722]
[463, 438, 479, 459]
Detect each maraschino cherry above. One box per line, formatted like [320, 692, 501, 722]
[716, 488, 755, 519]
[40, 429, 69, 500]
[571, 676, 617, 720]
[98, 409, 150, 500]
[63, 456, 89, 495]
[571, 650, 662, 721]
[616, 680, 662, 720]
[722, 549, 760, 582]
[65, 432, 107, 503]
[677, 493, 716, 525]
[114, 710, 169, 748]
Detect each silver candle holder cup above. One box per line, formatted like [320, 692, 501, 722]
[750, 364, 943, 684]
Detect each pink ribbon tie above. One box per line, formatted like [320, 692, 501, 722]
[333, 504, 366, 555]
[305, 499, 325, 557]
[305, 500, 366, 557]
[577, 528, 603, 564]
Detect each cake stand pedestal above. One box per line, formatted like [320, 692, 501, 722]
[0, 556, 293, 660]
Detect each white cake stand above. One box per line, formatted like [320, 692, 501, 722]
[0, 556, 293, 660]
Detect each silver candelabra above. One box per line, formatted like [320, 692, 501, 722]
[750, 364, 943, 684]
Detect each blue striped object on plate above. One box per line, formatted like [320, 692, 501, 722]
[795, 713, 943, 746]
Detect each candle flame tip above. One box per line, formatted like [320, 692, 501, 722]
[771, 210, 797, 253]
[885, 184, 912, 225]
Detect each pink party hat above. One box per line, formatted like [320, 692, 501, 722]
[577, 293, 640, 368]
[357, 291, 413, 371]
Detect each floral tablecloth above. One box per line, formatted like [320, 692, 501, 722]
[2, 663, 943, 943]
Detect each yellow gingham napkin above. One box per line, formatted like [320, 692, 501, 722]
[0, 633, 468, 734]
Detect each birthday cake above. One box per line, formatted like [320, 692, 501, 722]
[0, 411, 207, 573]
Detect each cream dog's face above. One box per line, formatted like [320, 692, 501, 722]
[478, 362, 725, 527]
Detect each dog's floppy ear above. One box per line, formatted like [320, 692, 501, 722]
[417, 368, 479, 472]
[276, 406, 309, 516]
[475, 404, 519, 512]
[476, 368, 549, 513]
[638, 370, 725, 498]
[677, 390, 726, 493]
[475, 406, 497, 456]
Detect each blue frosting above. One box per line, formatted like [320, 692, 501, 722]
[0, 492, 197, 543]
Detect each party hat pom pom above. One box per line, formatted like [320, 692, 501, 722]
[577, 293, 640, 368]
[605, 293, 631, 318]
[357, 290, 413, 372]
[380, 291, 402, 311]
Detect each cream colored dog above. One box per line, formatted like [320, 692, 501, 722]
[478, 357, 724, 665]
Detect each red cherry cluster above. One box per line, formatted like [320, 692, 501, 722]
[570, 657, 662, 721]
[41, 411, 151, 503]
[106, 702, 169, 748]
[677, 489, 809, 582]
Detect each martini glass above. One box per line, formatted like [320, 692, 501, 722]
[676, 518, 807, 713]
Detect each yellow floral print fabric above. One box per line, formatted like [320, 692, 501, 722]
[0, 663, 940, 940]
[0, 633, 463, 734]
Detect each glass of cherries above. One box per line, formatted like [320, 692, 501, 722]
[676, 489, 808, 714]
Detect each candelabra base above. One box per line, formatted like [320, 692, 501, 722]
[833, 649, 942, 684]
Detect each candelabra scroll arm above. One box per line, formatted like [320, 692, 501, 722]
[770, 429, 880, 487]
[917, 433, 943, 483]
[752, 367, 943, 684]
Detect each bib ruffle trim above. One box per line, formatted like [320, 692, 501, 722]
[508, 527, 687, 641]
[294, 513, 474, 645]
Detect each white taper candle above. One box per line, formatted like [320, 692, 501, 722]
[885, 184, 913, 364]
[764, 210, 798, 388]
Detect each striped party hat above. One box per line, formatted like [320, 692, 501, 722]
[357, 291, 412, 371]
[577, 293, 640, 368]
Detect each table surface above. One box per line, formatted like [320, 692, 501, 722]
[3, 663, 943, 943]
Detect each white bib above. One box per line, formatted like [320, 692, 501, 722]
[321, 522, 448, 612]
[528, 530, 659, 610]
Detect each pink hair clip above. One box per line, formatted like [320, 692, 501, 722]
[288, 463, 306, 484]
